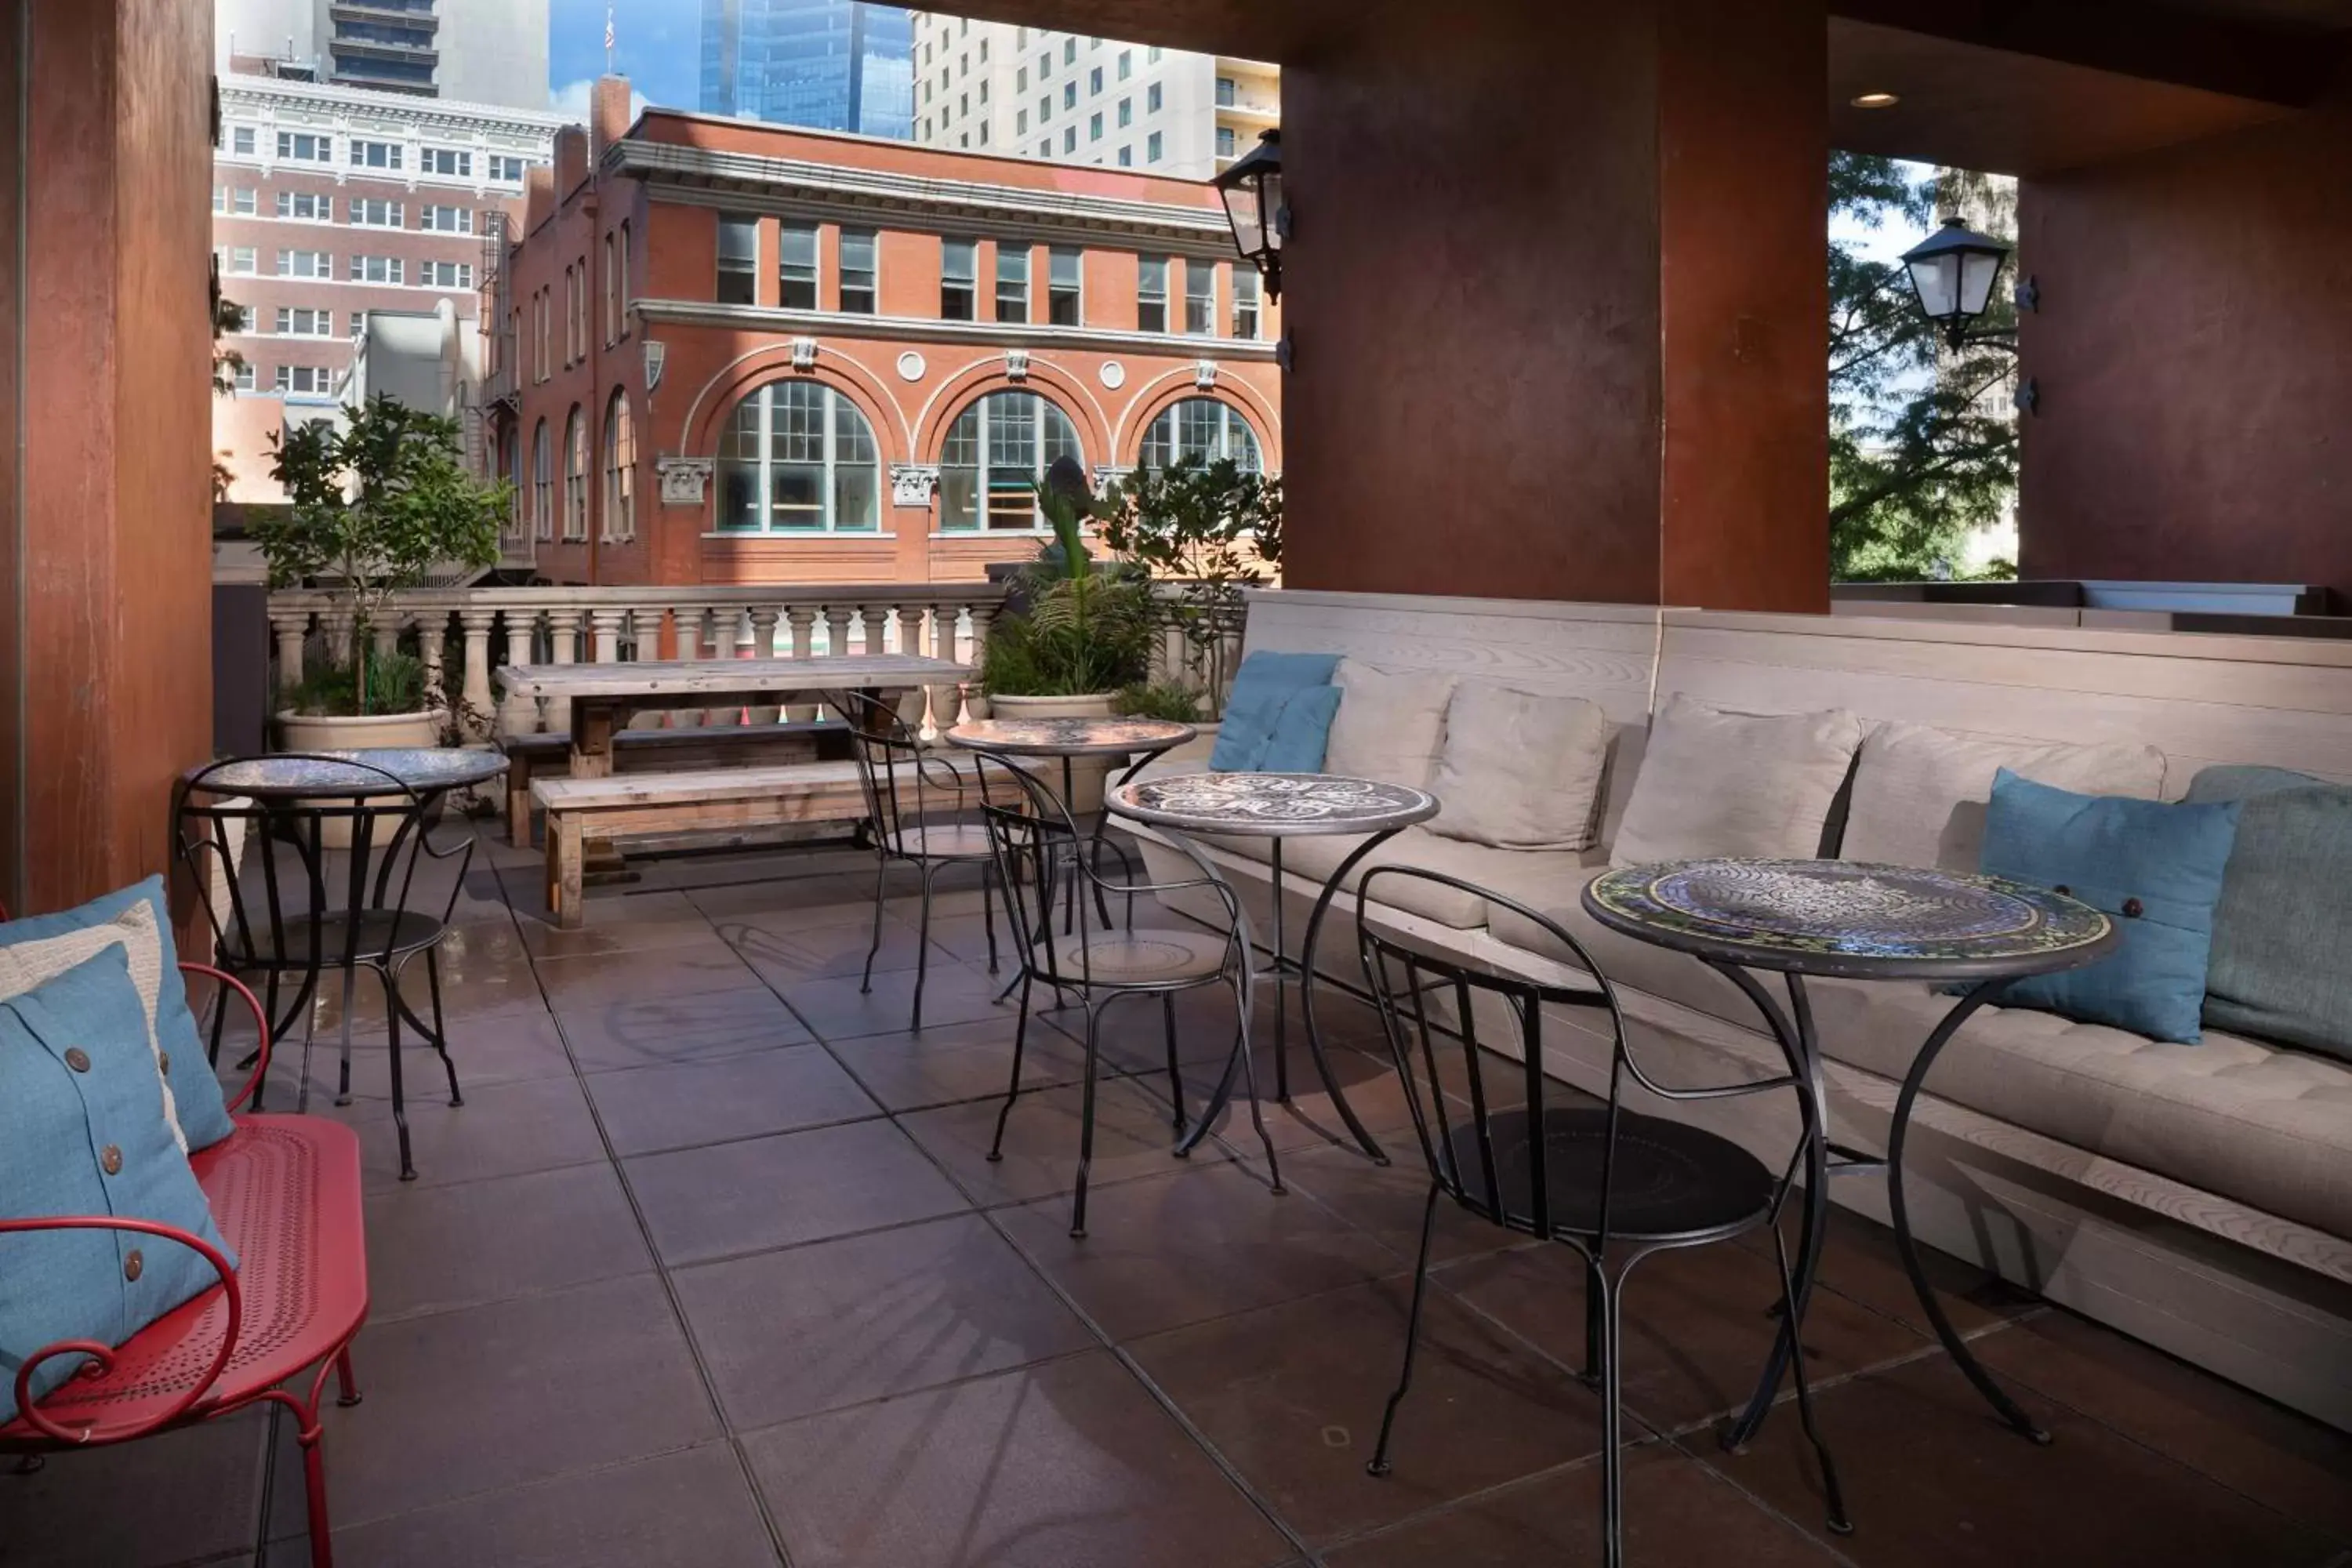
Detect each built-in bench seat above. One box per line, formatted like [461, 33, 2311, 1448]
[535, 760, 869, 928]
[502, 720, 838, 848]
[1134, 588, 2352, 1430]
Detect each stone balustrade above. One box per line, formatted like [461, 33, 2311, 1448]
[265, 583, 1012, 739]
[264, 577, 1242, 740]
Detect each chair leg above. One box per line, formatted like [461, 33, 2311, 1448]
[422, 947, 461, 1108]
[1367, 1180, 1441, 1476]
[1162, 993, 1186, 1133]
[979, 859, 1001, 973]
[988, 972, 1036, 1163]
[1226, 975, 1283, 1194]
[1773, 1222, 1853, 1535]
[1595, 1260, 1627, 1568]
[860, 851, 889, 996]
[1584, 1256, 1606, 1388]
[911, 858, 942, 1032]
[378, 967, 415, 1182]
[334, 1346, 362, 1407]
[1071, 996, 1104, 1238]
[299, 1422, 335, 1568]
[332, 964, 358, 1109]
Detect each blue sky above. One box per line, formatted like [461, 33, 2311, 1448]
[549, 0, 701, 114]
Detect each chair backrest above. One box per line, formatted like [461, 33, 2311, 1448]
[1355, 865, 1641, 1243]
[176, 755, 435, 970]
[830, 689, 970, 855]
[973, 754, 1093, 985]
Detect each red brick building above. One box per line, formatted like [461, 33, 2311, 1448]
[491, 77, 1281, 587]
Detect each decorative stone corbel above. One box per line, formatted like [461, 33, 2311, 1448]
[790, 336, 819, 371]
[891, 463, 942, 506]
[656, 456, 714, 505]
[643, 338, 667, 391]
[1004, 348, 1030, 382]
[1193, 359, 1218, 390]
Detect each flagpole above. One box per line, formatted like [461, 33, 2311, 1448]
[604, 7, 615, 74]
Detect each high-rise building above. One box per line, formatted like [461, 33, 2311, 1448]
[906, 16, 1276, 180]
[214, 0, 553, 114]
[210, 70, 564, 499]
[699, 0, 915, 137]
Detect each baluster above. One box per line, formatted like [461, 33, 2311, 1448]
[418, 608, 449, 723]
[458, 609, 497, 740]
[855, 604, 887, 659]
[822, 604, 852, 661]
[590, 608, 626, 663]
[546, 608, 583, 666]
[782, 603, 819, 722]
[323, 608, 354, 668]
[963, 601, 996, 722]
[670, 604, 707, 727]
[746, 604, 784, 725]
[497, 608, 540, 736]
[270, 609, 309, 701]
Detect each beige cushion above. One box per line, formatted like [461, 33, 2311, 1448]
[1610, 693, 1864, 867]
[1280, 827, 1592, 931]
[1324, 660, 1456, 790]
[0, 900, 188, 1152]
[1427, 682, 1612, 851]
[1805, 977, 2352, 1239]
[1840, 720, 2166, 871]
[1488, 889, 1758, 1026]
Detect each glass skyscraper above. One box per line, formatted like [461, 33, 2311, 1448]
[700, 0, 914, 139]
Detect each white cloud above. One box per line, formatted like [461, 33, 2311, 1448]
[550, 78, 648, 124]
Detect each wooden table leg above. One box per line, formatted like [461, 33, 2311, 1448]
[547, 811, 586, 928]
[570, 698, 616, 779]
[506, 752, 535, 848]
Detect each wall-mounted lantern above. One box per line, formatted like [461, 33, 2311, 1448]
[1213, 129, 1287, 303]
[1900, 215, 2042, 412]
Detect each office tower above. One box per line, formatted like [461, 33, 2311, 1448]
[215, 0, 554, 114]
[700, 0, 916, 137]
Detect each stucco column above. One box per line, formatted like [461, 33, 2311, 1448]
[590, 608, 627, 663]
[458, 609, 497, 739]
[270, 612, 309, 695]
[546, 608, 583, 665]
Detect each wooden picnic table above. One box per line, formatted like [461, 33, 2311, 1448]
[495, 655, 971, 779]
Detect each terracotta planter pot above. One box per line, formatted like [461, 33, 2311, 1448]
[274, 710, 445, 848]
[985, 691, 1118, 813]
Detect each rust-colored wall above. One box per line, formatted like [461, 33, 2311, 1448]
[1279, 0, 1826, 609]
[1658, 0, 1829, 613]
[9, 1, 215, 914]
[2019, 104, 2352, 600]
[0, 7, 21, 913]
[1280, 0, 1663, 603]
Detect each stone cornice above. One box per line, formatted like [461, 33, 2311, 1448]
[220, 73, 567, 140]
[606, 140, 1234, 255]
[633, 298, 1279, 361]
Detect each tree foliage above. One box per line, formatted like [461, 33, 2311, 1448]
[1828, 151, 2019, 581]
[979, 457, 1156, 697]
[257, 394, 508, 713]
[1097, 457, 1281, 717]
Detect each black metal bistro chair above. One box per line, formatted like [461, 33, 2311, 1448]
[831, 689, 1004, 1031]
[176, 755, 474, 1182]
[977, 755, 1282, 1236]
[1353, 866, 1849, 1566]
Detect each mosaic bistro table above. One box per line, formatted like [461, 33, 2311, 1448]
[1584, 857, 2118, 1446]
[1106, 771, 1442, 1164]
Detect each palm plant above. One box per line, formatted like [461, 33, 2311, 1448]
[980, 458, 1155, 697]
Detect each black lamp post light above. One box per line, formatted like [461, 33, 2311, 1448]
[1214, 129, 1292, 368]
[1900, 215, 2042, 411]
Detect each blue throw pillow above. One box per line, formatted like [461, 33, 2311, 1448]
[2183, 764, 2352, 1062]
[1258, 684, 1343, 773]
[1977, 769, 2241, 1044]
[1210, 651, 1341, 772]
[1, 946, 237, 1423]
[1, 876, 235, 1151]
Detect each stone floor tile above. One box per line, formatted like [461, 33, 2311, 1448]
[585, 1044, 882, 1156]
[741, 1351, 1295, 1568]
[676, 1213, 1092, 1429]
[0, 1409, 270, 1568]
[897, 1074, 1218, 1214]
[624, 1119, 971, 1265]
[530, 944, 760, 1007]
[360, 1161, 653, 1322]
[350, 1074, 608, 1193]
[554, 984, 812, 1072]
[774, 960, 1014, 1041]
[826, 1015, 1090, 1112]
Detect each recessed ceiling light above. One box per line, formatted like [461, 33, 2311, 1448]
[1851, 91, 1901, 109]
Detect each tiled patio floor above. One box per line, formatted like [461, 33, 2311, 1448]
[5, 829, 2350, 1567]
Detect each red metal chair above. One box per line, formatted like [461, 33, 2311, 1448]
[0, 935, 371, 1568]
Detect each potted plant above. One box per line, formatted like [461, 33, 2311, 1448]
[1098, 455, 1283, 744]
[257, 393, 507, 757]
[978, 457, 1156, 808]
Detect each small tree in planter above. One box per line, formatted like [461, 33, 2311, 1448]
[978, 457, 1157, 701]
[1098, 456, 1283, 720]
[257, 394, 507, 736]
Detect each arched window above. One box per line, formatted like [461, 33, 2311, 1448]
[714, 379, 881, 533]
[1139, 397, 1262, 472]
[602, 390, 635, 542]
[531, 419, 552, 539]
[938, 390, 1083, 532]
[563, 405, 588, 540]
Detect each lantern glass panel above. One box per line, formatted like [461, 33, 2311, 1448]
[1221, 180, 1265, 260]
[1959, 247, 2004, 317]
[1908, 252, 1961, 320]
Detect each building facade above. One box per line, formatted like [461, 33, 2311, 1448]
[211, 71, 564, 499]
[906, 13, 1276, 180]
[699, 0, 916, 138]
[215, 0, 552, 111]
[492, 78, 1279, 589]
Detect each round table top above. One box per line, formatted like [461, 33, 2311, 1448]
[1105, 771, 1440, 838]
[946, 717, 1197, 757]
[191, 747, 510, 799]
[1581, 858, 2118, 982]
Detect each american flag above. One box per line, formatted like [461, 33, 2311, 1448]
[604, 8, 615, 56]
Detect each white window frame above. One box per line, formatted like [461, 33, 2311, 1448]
[1142, 398, 1264, 472]
[420, 205, 474, 234]
[938, 391, 1086, 533]
[713, 380, 884, 536]
[779, 222, 819, 310]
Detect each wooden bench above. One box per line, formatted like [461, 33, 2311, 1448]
[535, 760, 877, 927]
[503, 721, 844, 848]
